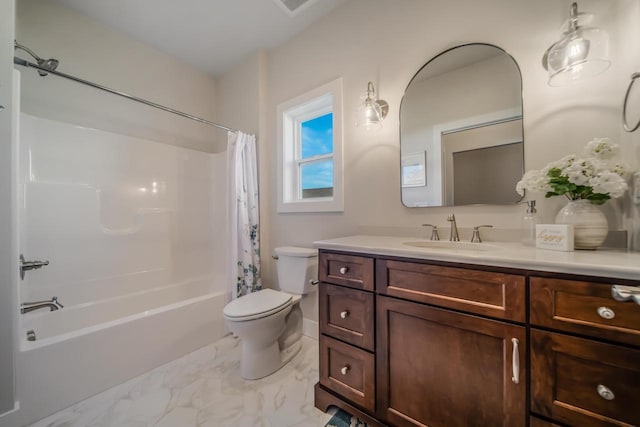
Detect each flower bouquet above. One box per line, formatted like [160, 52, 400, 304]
[516, 138, 630, 249]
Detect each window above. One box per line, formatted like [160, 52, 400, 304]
[277, 78, 343, 212]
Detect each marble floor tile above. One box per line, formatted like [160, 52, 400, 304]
[30, 336, 333, 427]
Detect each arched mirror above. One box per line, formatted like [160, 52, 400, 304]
[400, 43, 524, 207]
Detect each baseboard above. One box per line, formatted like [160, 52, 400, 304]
[302, 318, 318, 340]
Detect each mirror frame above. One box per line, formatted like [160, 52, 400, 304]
[399, 42, 525, 208]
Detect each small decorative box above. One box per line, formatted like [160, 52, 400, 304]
[536, 224, 575, 251]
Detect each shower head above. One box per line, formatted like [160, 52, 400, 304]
[37, 58, 59, 74]
[14, 41, 59, 76]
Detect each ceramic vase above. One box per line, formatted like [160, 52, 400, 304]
[555, 199, 608, 250]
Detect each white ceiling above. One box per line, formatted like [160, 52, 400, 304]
[55, 0, 345, 76]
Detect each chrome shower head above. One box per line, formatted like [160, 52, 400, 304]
[36, 58, 59, 75]
[14, 41, 59, 76]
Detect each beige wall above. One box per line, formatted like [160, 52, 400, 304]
[16, 0, 220, 152]
[218, 0, 640, 322]
[214, 50, 271, 291]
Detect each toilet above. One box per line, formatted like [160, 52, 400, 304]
[223, 246, 318, 379]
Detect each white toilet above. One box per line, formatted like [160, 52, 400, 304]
[223, 246, 318, 380]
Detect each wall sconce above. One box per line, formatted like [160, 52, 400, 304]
[356, 81, 388, 130]
[542, 2, 610, 86]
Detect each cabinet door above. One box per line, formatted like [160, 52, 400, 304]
[531, 330, 640, 426]
[376, 296, 526, 427]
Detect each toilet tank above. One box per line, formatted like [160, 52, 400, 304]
[274, 246, 318, 294]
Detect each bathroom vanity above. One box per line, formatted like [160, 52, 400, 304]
[313, 236, 640, 427]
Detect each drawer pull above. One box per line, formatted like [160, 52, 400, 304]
[611, 285, 640, 305]
[340, 310, 349, 319]
[341, 365, 350, 375]
[597, 306, 615, 320]
[339, 267, 349, 275]
[597, 384, 615, 401]
[511, 338, 520, 384]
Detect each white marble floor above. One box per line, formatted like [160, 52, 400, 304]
[30, 335, 333, 427]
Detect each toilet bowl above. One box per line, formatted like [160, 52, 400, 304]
[223, 246, 318, 379]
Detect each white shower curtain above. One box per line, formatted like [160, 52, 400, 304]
[228, 131, 262, 299]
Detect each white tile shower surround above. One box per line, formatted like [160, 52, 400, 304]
[30, 335, 332, 427]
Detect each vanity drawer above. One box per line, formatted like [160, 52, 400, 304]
[319, 284, 374, 351]
[531, 330, 640, 427]
[530, 277, 640, 347]
[319, 252, 374, 291]
[377, 259, 525, 322]
[319, 335, 375, 412]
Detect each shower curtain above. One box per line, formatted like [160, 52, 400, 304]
[228, 131, 262, 299]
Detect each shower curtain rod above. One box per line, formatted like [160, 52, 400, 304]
[13, 56, 238, 134]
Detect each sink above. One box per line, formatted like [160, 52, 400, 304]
[402, 240, 499, 252]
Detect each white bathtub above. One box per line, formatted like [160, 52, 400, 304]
[8, 285, 228, 427]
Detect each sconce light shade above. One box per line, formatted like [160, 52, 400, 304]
[543, 2, 610, 86]
[356, 81, 388, 130]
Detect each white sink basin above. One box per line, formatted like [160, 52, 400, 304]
[403, 240, 499, 252]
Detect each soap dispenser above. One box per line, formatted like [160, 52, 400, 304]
[521, 200, 541, 246]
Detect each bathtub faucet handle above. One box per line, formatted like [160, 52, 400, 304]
[20, 254, 50, 280]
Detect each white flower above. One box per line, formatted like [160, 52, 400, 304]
[516, 169, 550, 196]
[611, 162, 632, 180]
[584, 138, 619, 160]
[589, 171, 628, 198]
[564, 160, 590, 185]
[515, 137, 634, 201]
[546, 154, 576, 173]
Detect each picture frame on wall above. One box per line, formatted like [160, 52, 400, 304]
[401, 151, 426, 187]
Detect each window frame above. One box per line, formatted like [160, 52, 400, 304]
[277, 78, 343, 213]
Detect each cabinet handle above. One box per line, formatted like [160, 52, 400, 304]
[611, 285, 640, 305]
[597, 306, 615, 320]
[597, 384, 615, 400]
[340, 365, 350, 375]
[511, 338, 520, 384]
[340, 310, 349, 319]
[339, 267, 349, 275]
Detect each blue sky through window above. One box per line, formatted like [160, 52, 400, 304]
[301, 113, 333, 190]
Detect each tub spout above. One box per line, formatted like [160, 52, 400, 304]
[21, 296, 63, 314]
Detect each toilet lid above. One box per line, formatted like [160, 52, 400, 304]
[223, 289, 292, 320]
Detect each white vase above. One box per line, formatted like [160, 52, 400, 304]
[555, 200, 608, 250]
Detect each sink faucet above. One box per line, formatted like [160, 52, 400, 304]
[21, 297, 63, 314]
[447, 213, 460, 241]
[471, 225, 493, 243]
[422, 224, 440, 240]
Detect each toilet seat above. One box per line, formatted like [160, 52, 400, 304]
[223, 289, 293, 321]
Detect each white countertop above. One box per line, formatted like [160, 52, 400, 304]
[314, 235, 640, 281]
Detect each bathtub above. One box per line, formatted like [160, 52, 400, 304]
[9, 283, 227, 427]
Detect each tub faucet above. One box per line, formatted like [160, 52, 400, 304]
[21, 296, 63, 314]
[447, 213, 460, 241]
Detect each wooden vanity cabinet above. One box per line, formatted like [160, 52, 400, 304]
[315, 249, 640, 427]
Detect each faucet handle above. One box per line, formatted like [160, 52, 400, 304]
[52, 296, 64, 309]
[471, 225, 493, 243]
[422, 224, 440, 241]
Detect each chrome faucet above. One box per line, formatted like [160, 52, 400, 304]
[422, 224, 440, 240]
[447, 213, 460, 241]
[471, 225, 493, 243]
[21, 296, 63, 314]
